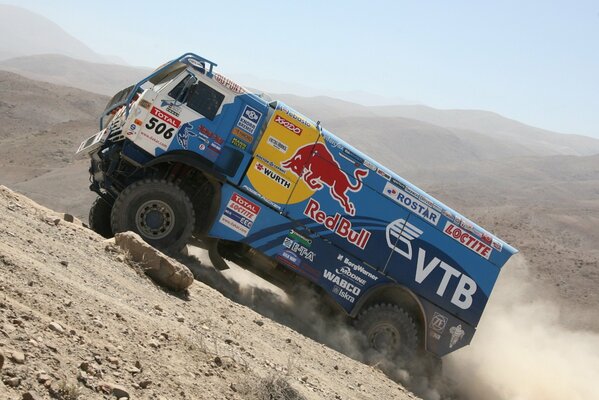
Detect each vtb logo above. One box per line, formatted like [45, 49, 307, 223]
[281, 142, 368, 216]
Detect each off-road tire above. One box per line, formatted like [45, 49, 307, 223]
[356, 303, 419, 362]
[111, 179, 195, 254]
[89, 197, 113, 238]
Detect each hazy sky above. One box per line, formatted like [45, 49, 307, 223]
[4, 0, 599, 138]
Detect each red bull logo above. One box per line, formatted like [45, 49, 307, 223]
[281, 142, 368, 216]
[304, 199, 371, 249]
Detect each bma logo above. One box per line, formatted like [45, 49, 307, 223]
[386, 219, 478, 310]
[386, 219, 423, 260]
[429, 312, 448, 334]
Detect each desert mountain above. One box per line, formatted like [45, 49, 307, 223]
[0, 54, 151, 96]
[274, 94, 599, 158]
[0, 5, 114, 63]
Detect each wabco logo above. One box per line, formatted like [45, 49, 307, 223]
[274, 115, 302, 135]
[255, 163, 291, 189]
[304, 199, 371, 249]
[386, 219, 478, 310]
[324, 269, 361, 303]
[282, 143, 368, 215]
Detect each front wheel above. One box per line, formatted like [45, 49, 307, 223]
[111, 179, 195, 254]
[355, 303, 419, 364]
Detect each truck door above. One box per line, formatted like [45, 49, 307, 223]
[239, 104, 321, 212]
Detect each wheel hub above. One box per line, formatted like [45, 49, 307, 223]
[135, 200, 175, 239]
[370, 323, 401, 354]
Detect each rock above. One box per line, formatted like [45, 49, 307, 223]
[98, 382, 130, 399]
[10, 350, 25, 364]
[253, 319, 264, 327]
[213, 356, 223, 367]
[60, 260, 69, 267]
[22, 392, 42, 400]
[48, 321, 64, 333]
[154, 304, 163, 312]
[125, 366, 140, 374]
[301, 376, 308, 382]
[37, 372, 51, 383]
[63, 213, 74, 223]
[0, 353, 4, 369]
[114, 232, 194, 291]
[139, 379, 152, 389]
[4, 376, 21, 387]
[148, 339, 160, 349]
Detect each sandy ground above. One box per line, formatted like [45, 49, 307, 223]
[0, 186, 420, 400]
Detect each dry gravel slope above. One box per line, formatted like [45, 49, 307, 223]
[0, 185, 420, 400]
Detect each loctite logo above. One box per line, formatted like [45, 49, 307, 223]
[443, 221, 492, 259]
[151, 107, 181, 128]
[303, 199, 371, 250]
[274, 115, 302, 135]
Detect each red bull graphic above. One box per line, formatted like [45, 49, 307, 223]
[281, 143, 368, 216]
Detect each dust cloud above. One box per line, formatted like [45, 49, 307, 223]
[444, 255, 599, 400]
[184, 247, 599, 400]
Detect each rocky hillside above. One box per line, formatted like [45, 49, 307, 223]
[0, 186, 419, 400]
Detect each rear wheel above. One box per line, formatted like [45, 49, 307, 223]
[89, 197, 113, 238]
[356, 303, 419, 363]
[111, 179, 195, 254]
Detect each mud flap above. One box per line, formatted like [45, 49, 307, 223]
[205, 238, 230, 271]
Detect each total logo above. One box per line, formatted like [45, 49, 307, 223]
[282, 142, 368, 216]
[386, 219, 478, 310]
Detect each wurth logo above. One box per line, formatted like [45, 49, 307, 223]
[255, 162, 291, 189]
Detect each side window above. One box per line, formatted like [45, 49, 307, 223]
[168, 74, 196, 102]
[186, 81, 225, 120]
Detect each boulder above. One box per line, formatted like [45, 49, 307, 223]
[114, 232, 194, 291]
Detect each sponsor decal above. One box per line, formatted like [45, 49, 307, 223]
[449, 324, 465, 348]
[384, 182, 440, 226]
[363, 159, 377, 171]
[134, 119, 143, 126]
[274, 114, 303, 135]
[267, 136, 289, 153]
[230, 137, 248, 150]
[283, 237, 315, 262]
[387, 219, 478, 310]
[304, 199, 371, 250]
[139, 99, 151, 109]
[214, 73, 246, 94]
[459, 219, 475, 232]
[376, 168, 391, 180]
[335, 266, 367, 286]
[324, 269, 361, 303]
[491, 239, 503, 252]
[209, 142, 222, 153]
[256, 154, 287, 175]
[340, 148, 364, 166]
[255, 162, 291, 189]
[279, 250, 300, 267]
[231, 127, 253, 143]
[282, 143, 368, 216]
[199, 125, 224, 144]
[129, 124, 137, 131]
[336, 254, 379, 281]
[288, 230, 312, 247]
[276, 104, 313, 128]
[481, 233, 492, 244]
[443, 221, 492, 259]
[160, 99, 182, 117]
[237, 105, 262, 135]
[242, 185, 282, 211]
[219, 193, 261, 237]
[150, 106, 181, 128]
[177, 122, 207, 150]
[430, 312, 448, 334]
[442, 209, 454, 220]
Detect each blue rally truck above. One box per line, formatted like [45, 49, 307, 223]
[77, 53, 517, 366]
